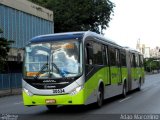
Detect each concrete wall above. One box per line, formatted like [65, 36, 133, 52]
[0, 0, 53, 21]
[0, 0, 54, 60]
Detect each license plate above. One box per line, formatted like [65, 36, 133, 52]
[45, 99, 56, 104]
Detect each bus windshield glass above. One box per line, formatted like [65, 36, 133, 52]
[23, 40, 82, 79]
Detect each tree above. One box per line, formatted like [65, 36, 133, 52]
[144, 58, 160, 72]
[29, 0, 115, 34]
[0, 29, 14, 72]
[0, 28, 3, 33]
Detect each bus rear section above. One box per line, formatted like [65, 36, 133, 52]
[125, 48, 145, 91]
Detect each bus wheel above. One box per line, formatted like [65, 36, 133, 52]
[122, 83, 127, 98]
[96, 86, 104, 108]
[46, 105, 57, 111]
[137, 79, 141, 91]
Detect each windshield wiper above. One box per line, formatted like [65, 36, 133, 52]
[33, 62, 65, 79]
[51, 62, 66, 77]
[34, 63, 48, 80]
[61, 68, 77, 75]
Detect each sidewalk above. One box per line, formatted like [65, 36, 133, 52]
[0, 88, 22, 97]
[145, 70, 160, 75]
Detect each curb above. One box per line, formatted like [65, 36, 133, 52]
[0, 88, 22, 97]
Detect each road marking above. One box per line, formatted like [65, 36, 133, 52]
[14, 102, 23, 105]
[119, 96, 132, 102]
[142, 88, 149, 92]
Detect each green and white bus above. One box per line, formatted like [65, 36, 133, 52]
[22, 31, 145, 109]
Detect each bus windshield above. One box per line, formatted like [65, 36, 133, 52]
[23, 40, 82, 79]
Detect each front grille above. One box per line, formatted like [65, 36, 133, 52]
[24, 77, 77, 89]
[31, 82, 70, 89]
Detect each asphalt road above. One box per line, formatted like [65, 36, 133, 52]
[0, 73, 160, 120]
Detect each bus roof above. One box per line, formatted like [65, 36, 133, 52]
[28, 31, 143, 53]
[83, 31, 119, 46]
[124, 47, 142, 55]
[30, 32, 85, 43]
[29, 31, 118, 45]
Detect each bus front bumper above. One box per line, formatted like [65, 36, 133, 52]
[22, 90, 85, 106]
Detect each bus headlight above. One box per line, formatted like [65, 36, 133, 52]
[70, 85, 83, 95]
[23, 88, 33, 96]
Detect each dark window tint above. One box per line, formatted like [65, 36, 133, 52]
[139, 55, 144, 67]
[120, 50, 126, 66]
[135, 55, 139, 67]
[92, 42, 103, 65]
[131, 53, 136, 67]
[116, 49, 120, 66]
[104, 46, 109, 66]
[86, 42, 93, 65]
[108, 47, 116, 66]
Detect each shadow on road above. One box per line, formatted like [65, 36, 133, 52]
[36, 89, 140, 115]
[19, 89, 142, 120]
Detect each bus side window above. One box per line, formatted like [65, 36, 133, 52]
[108, 46, 116, 66]
[92, 42, 103, 65]
[120, 50, 126, 67]
[105, 46, 109, 66]
[139, 55, 144, 67]
[139, 55, 141, 67]
[86, 42, 93, 65]
[130, 54, 133, 67]
[132, 54, 136, 67]
[116, 49, 120, 66]
[136, 55, 140, 67]
[102, 45, 108, 66]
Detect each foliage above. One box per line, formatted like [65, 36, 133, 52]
[29, 0, 115, 34]
[144, 58, 160, 72]
[0, 37, 14, 72]
[0, 28, 3, 33]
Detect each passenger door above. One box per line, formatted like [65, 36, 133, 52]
[116, 49, 122, 84]
[108, 47, 121, 85]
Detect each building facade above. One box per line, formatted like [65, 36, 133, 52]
[136, 39, 151, 58]
[0, 0, 54, 61]
[0, 0, 54, 91]
[150, 47, 160, 58]
[136, 39, 160, 58]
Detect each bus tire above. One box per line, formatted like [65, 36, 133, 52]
[46, 105, 57, 111]
[137, 79, 141, 91]
[122, 82, 127, 98]
[96, 85, 104, 108]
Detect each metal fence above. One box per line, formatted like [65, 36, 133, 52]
[0, 73, 22, 90]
